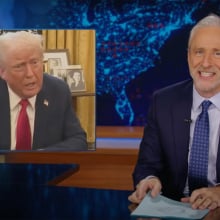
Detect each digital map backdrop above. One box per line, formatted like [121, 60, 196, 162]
[1, 0, 220, 125]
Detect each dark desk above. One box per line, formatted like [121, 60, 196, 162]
[0, 164, 219, 220]
[0, 163, 79, 185]
[1, 184, 220, 220]
[0, 163, 131, 219]
[0, 185, 132, 219]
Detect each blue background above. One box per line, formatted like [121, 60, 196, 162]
[1, 0, 220, 126]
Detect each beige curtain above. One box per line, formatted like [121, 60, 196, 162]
[42, 30, 96, 147]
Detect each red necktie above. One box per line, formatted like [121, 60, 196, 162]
[16, 99, 31, 150]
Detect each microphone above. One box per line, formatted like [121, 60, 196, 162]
[184, 119, 192, 123]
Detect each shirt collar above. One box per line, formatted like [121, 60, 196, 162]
[193, 86, 220, 111]
[7, 85, 36, 110]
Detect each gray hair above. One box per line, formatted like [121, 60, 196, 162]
[188, 14, 220, 48]
[0, 31, 44, 64]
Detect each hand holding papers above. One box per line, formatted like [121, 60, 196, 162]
[131, 192, 209, 219]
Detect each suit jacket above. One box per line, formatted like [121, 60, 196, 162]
[133, 79, 220, 200]
[0, 74, 87, 151]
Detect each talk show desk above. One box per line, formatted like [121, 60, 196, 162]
[0, 163, 132, 219]
[0, 163, 219, 220]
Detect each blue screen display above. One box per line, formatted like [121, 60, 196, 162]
[1, 0, 220, 126]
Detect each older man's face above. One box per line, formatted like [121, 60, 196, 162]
[188, 26, 220, 98]
[1, 45, 44, 99]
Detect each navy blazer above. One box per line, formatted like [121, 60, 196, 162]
[133, 79, 220, 200]
[0, 74, 87, 151]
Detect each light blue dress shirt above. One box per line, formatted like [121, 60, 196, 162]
[185, 86, 220, 195]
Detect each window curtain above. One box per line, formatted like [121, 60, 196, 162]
[42, 30, 96, 146]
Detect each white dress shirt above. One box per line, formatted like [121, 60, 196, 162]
[8, 86, 36, 150]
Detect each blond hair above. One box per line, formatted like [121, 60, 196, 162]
[0, 31, 44, 64]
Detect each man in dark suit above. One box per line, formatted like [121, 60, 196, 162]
[129, 14, 220, 210]
[0, 31, 87, 151]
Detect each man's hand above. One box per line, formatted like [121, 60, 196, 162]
[128, 177, 162, 204]
[181, 186, 220, 210]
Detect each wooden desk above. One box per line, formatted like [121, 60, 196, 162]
[5, 148, 139, 190]
[96, 126, 144, 138]
[4, 127, 142, 190]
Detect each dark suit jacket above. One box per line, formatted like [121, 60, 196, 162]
[0, 74, 88, 151]
[133, 79, 220, 200]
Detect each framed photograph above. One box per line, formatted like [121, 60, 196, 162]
[66, 67, 86, 92]
[52, 67, 67, 81]
[43, 49, 70, 74]
[48, 58, 62, 72]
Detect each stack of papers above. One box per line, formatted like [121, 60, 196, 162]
[131, 193, 209, 219]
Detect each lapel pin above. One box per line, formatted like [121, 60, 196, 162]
[43, 99, 49, 106]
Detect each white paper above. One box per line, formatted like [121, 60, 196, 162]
[131, 192, 209, 219]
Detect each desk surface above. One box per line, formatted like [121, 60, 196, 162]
[0, 163, 219, 220]
[0, 185, 132, 219]
[0, 163, 79, 185]
[0, 184, 219, 220]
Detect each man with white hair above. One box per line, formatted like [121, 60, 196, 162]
[0, 31, 87, 151]
[129, 14, 220, 210]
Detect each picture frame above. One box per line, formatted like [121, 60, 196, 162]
[51, 67, 67, 81]
[43, 49, 70, 74]
[66, 67, 86, 92]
